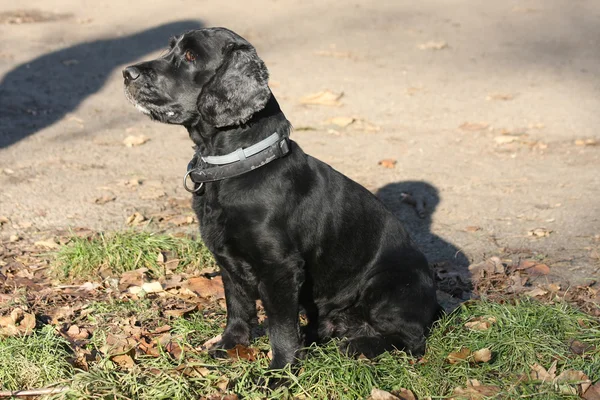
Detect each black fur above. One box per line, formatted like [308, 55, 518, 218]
[124, 27, 441, 369]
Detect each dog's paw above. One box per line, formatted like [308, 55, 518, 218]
[203, 334, 244, 359]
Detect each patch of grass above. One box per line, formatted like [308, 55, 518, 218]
[0, 325, 74, 391]
[53, 231, 215, 280]
[44, 298, 599, 399]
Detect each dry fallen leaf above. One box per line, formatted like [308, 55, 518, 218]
[447, 347, 471, 364]
[460, 122, 489, 132]
[66, 325, 90, 340]
[185, 276, 225, 299]
[34, 239, 60, 249]
[569, 339, 595, 355]
[299, 90, 344, 106]
[583, 382, 600, 400]
[226, 344, 258, 361]
[119, 268, 148, 288]
[368, 388, 400, 400]
[451, 379, 500, 400]
[111, 354, 135, 369]
[472, 348, 492, 363]
[141, 281, 164, 293]
[418, 41, 448, 50]
[575, 139, 598, 147]
[525, 287, 548, 297]
[126, 212, 147, 225]
[530, 361, 557, 382]
[468, 257, 505, 280]
[123, 134, 150, 147]
[464, 316, 497, 331]
[556, 369, 591, 394]
[528, 228, 552, 237]
[494, 135, 520, 144]
[465, 226, 481, 232]
[202, 334, 222, 349]
[0, 308, 36, 337]
[378, 159, 397, 169]
[94, 195, 116, 205]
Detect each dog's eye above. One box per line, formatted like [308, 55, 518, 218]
[184, 50, 196, 62]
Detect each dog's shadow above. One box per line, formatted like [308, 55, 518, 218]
[376, 181, 471, 310]
[0, 19, 203, 148]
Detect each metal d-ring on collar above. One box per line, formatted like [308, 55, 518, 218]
[183, 132, 290, 193]
[183, 158, 204, 193]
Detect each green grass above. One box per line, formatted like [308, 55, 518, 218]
[53, 231, 216, 280]
[27, 298, 595, 399]
[6, 230, 600, 398]
[0, 325, 74, 391]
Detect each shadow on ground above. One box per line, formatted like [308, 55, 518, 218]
[377, 181, 472, 308]
[0, 19, 203, 148]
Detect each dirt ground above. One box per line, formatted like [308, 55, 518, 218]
[1, 0, 599, 286]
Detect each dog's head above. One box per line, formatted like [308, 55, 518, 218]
[123, 28, 270, 128]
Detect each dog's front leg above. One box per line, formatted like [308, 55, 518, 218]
[209, 267, 257, 357]
[258, 266, 304, 369]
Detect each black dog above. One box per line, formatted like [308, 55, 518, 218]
[123, 28, 440, 369]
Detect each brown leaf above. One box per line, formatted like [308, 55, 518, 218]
[494, 135, 520, 144]
[459, 122, 489, 131]
[575, 139, 598, 147]
[468, 257, 505, 280]
[392, 388, 417, 400]
[418, 41, 448, 50]
[528, 228, 552, 237]
[451, 380, 500, 399]
[569, 339, 595, 355]
[34, 239, 60, 249]
[165, 341, 183, 359]
[368, 388, 401, 400]
[111, 354, 135, 369]
[163, 304, 197, 318]
[556, 369, 591, 394]
[525, 287, 548, 297]
[66, 325, 90, 340]
[226, 344, 258, 361]
[123, 134, 150, 147]
[583, 382, 600, 400]
[126, 212, 147, 225]
[202, 334, 222, 349]
[465, 226, 481, 232]
[94, 195, 116, 205]
[464, 316, 497, 331]
[141, 281, 164, 293]
[472, 348, 492, 363]
[185, 276, 225, 299]
[378, 159, 397, 169]
[447, 347, 471, 364]
[299, 90, 344, 106]
[119, 268, 148, 289]
[530, 361, 557, 382]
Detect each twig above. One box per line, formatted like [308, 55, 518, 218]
[0, 387, 68, 398]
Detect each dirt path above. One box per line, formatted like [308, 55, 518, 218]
[1, 0, 599, 285]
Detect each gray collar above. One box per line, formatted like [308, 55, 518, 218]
[202, 132, 282, 165]
[183, 132, 291, 193]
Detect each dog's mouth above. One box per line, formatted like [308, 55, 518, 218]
[124, 85, 180, 122]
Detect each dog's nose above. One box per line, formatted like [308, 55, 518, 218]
[123, 66, 140, 82]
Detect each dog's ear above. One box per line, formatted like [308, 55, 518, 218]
[198, 45, 270, 127]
